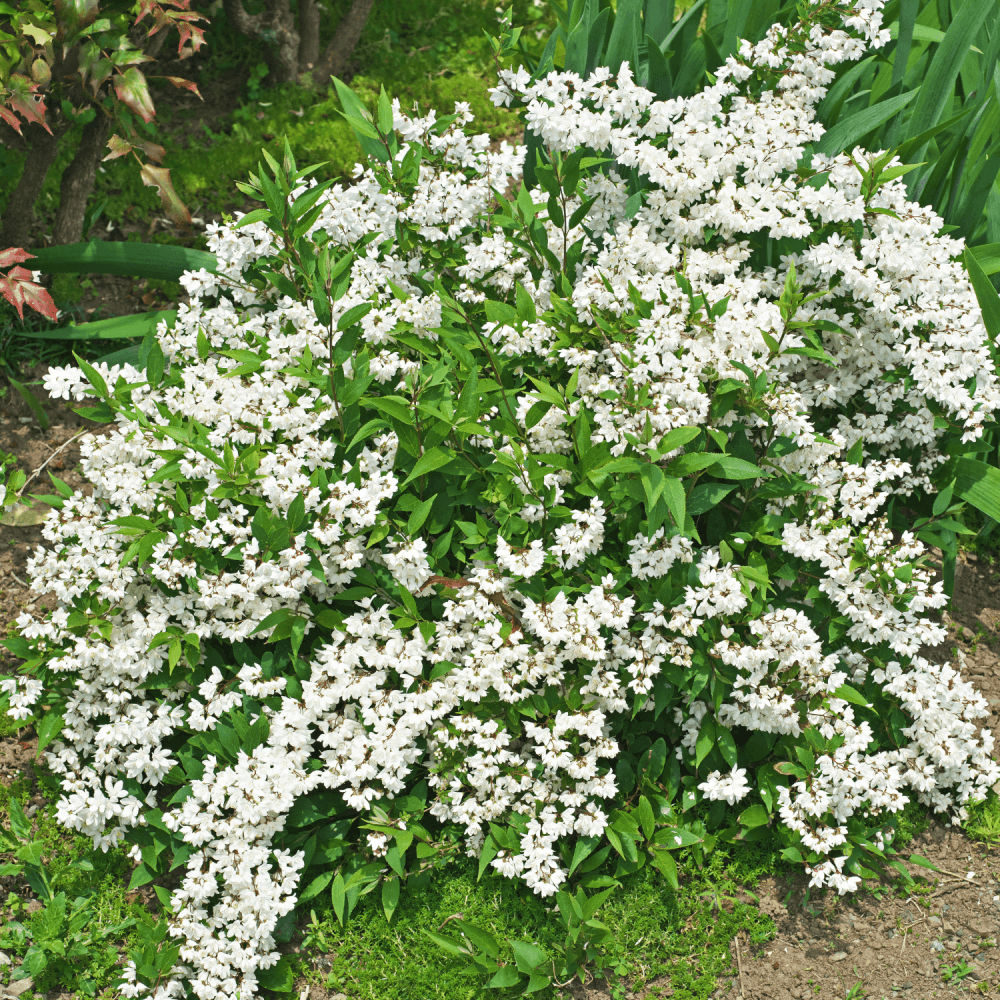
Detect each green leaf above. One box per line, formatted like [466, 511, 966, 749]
[639, 737, 667, 783]
[424, 930, 467, 957]
[7, 796, 30, 842]
[832, 684, 870, 708]
[298, 871, 334, 903]
[381, 876, 400, 922]
[707, 455, 767, 480]
[568, 835, 599, 876]
[649, 847, 679, 889]
[688, 482, 737, 516]
[969, 243, 1000, 276]
[738, 804, 769, 829]
[256, 956, 295, 992]
[511, 939, 548, 974]
[398, 447, 456, 489]
[954, 457, 1000, 522]
[72, 352, 108, 397]
[35, 712, 64, 753]
[26, 241, 216, 280]
[966, 246, 1000, 340]
[816, 89, 918, 156]
[8, 378, 49, 431]
[904, 0, 997, 147]
[488, 967, 522, 988]
[695, 716, 715, 768]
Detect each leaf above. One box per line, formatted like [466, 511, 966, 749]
[688, 482, 737, 516]
[0, 266, 57, 322]
[954, 457, 1000, 522]
[908, 854, 941, 872]
[708, 455, 767, 480]
[35, 712, 64, 753]
[832, 684, 870, 708]
[127, 861, 158, 890]
[969, 243, 1000, 276]
[27, 241, 216, 281]
[381, 876, 400, 922]
[649, 847, 679, 889]
[331, 77, 389, 164]
[398, 447, 456, 490]
[3, 75, 50, 135]
[8, 378, 50, 431]
[511, 939, 548, 974]
[966, 246, 1000, 340]
[455, 920, 500, 959]
[424, 929, 467, 957]
[488, 966, 522, 988]
[256, 956, 295, 992]
[0, 502, 49, 526]
[695, 716, 715, 768]
[113, 66, 156, 123]
[738, 804, 769, 829]
[140, 164, 191, 228]
[816, 89, 918, 156]
[904, 0, 997, 147]
[639, 737, 667, 783]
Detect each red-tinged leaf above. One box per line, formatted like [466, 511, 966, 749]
[155, 75, 203, 101]
[0, 248, 37, 270]
[102, 134, 133, 161]
[0, 106, 24, 135]
[140, 163, 191, 227]
[18, 276, 58, 322]
[134, 4, 210, 58]
[113, 67, 155, 124]
[164, 12, 210, 58]
[4, 75, 50, 134]
[138, 139, 166, 163]
[0, 272, 26, 319]
[0, 267, 53, 322]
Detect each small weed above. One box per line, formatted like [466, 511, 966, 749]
[963, 790, 1000, 846]
[845, 983, 865, 999]
[941, 960, 976, 983]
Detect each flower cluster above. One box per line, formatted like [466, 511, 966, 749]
[1, 0, 997, 995]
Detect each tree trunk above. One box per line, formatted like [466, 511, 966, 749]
[311, 0, 377, 90]
[298, 0, 321, 73]
[222, 0, 300, 86]
[0, 119, 68, 250]
[50, 111, 110, 245]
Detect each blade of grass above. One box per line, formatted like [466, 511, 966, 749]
[816, 89, 918, 156]
[904, 0, 996, 158]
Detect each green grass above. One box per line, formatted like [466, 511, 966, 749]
[275, 837, 781, 1000]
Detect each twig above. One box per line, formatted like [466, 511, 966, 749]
[931, 866, 979, 882]
[9, 572, 27, 589]
[735, 932, 747, 999]
[17, 429, 87, 498]
[895, 926, 909, 967]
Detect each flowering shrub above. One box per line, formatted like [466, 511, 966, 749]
[1, 0, 1000, 996]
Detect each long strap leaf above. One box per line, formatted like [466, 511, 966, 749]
[26, 241, 217, 281]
